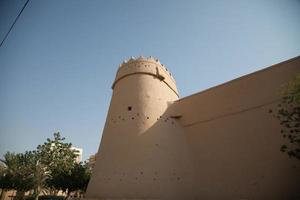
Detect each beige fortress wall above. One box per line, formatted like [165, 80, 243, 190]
[86, 57, 195, 200]
[170, 56, 300, 199]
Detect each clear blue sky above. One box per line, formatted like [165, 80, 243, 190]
[1, 0, 300, 161]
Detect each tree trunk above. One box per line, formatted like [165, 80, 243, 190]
[64, 190, 70, 200]
[15, 191, 25, 200]
[33, 186, 40, 200]
[0, 189, 7, 200]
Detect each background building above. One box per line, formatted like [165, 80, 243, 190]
[70, 147, 83, 163]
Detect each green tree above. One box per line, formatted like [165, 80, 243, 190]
[22, 132, 77, 200]
[30, 152, 49, 200]
[0, 132, 86, 200]
[37, 132, 78, 174]
[0, 151, 37, 200]
[0, 161, 13, 200]
[49, 162, 91, 200]
[37, 132, 78, 196]
[276, 74, 300, 160]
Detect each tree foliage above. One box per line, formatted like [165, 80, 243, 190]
[37, 132, 78, 174]
[49, 162, 91, 199]
[276, 74, 300, 160]
[0, 152, 37, 191]
[0, 151, 38, 200]
[0, 132, 91, 200]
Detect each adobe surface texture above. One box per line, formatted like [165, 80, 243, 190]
[86, 56, 300, 200]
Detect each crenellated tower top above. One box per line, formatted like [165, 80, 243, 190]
[112, 56, 179, 97]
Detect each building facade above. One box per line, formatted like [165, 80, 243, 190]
[86, 56, 300, 200]
[70, 146, 83, 163]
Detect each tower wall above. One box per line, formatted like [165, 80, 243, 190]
[86, 57, 195, 200]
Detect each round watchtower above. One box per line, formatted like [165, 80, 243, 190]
[86, 56, 195, 200]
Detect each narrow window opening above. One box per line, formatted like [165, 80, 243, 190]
[128, 106, 132, 111]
